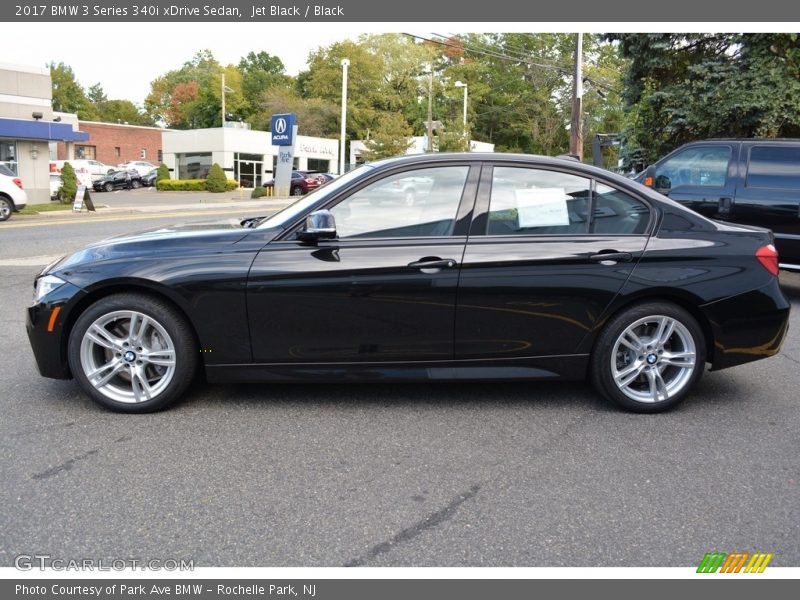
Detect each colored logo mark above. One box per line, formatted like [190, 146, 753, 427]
[697, 552, 773, 573]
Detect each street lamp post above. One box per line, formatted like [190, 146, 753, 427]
[339, 58, 350, 175]
[454, 80, 468, 133]
[221, 73, 234, 127]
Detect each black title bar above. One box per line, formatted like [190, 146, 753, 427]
[3, 0, 800, 22]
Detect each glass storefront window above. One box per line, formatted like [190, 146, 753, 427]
[235, 152, 264, 188]
[1, 139, 18, 175]
[176, 152, 212, 179]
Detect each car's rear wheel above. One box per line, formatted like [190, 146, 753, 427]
[291, 186, 303, 196]
[0, 196, 12, 221]
[68, 294, 198, 413]
[131, 179, 141, 189]
[590, 302, 705, 413]
[104, 182, 114, 192]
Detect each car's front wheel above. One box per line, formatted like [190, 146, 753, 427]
[104, 182, 114, 192]
[68, 294, 198, 413]
[0, 196, 12, 221]
[590, 302, 705, 413]
[131, 179, 141, 189]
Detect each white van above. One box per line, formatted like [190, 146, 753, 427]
[50, 160, 115, 187]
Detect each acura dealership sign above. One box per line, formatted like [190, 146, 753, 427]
[271, 113, 296, 146]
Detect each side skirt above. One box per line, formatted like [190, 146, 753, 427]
[205, 355, 590, 384]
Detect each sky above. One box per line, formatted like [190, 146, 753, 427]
[3, 23, 378, 106]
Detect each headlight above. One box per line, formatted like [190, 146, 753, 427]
[33, 275, 66, 304]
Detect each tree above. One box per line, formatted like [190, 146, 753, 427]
[249, 87, 338, 137]
[94, 99, 154, 126]
[360, 112, 413, 160]
[205, 163, 227, 192]
[49, 62, 96, 120]
[144, 50, 244, 128]
[238, 51, 291, 118]
[58, 162, 78, 204]
[610, 33, 800, 168]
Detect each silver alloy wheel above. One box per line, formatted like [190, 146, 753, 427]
[79, 310, 177, 404]
[0, 198, 11, 220]
[611, 315, 697, 404]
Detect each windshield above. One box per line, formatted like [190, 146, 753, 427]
[257, 165, 373, 229]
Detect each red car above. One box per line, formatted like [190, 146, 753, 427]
[263, 170, 326, 196]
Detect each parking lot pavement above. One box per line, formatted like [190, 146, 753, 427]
[1, 268, 798, 567]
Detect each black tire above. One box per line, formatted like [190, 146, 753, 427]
[0, 196, 12, 221]
[67, 293, 198, 413]
[590, 301, 706, 413]
[131, 179, 141, 189]
[104, 182, 114, 192]
[291, 186, 303, 196]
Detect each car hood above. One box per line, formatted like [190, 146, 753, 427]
[51, 217, 280, 272]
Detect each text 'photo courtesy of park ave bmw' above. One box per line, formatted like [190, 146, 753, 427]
[26, 153, 790, 413]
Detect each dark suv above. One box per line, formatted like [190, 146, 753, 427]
[639, 139, 800, 270]
[93, 170, 143, 192]
[263, 170, 325, 196]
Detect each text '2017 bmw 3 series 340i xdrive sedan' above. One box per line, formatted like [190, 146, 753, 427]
[27, 154, 790, 413]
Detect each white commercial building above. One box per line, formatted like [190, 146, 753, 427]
[349, 136, 494, 166]
[0, 63, 88, 202]
[162, 126, 339, 188]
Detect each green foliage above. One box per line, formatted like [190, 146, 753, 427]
[251, 87, 338, 136]
[157, 178, 237, 192]
[250, 186, 267, 199]
[360, 113, 414, 160]
[94, 99, 154, 126]
[205, 163, 228, 193]
[58, 162, 78, 204]
[157, 179, 206, 191]
[610, 33, 800, 169]
[156, 164, 170, 182]
[49, 62, 96, 120]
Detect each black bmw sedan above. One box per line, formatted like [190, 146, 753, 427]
[27, 154, 790, 413]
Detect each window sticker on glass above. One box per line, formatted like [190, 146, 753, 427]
[515, 188, 571, 227]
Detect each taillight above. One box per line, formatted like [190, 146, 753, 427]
[13, 178, 23, 190]
[756, 244, 779, 276]
[305, 178, 317, 184]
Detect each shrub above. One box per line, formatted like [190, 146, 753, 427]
[250, 186, 267, 199]
[156, 164, 169, 183]
[157, 179, 206, 191]
[206, 163, 227, 193]
[155, 178, 240, 192]
[59, 162, 78, 204]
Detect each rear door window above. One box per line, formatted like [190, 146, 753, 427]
[746, 146, 800, 190]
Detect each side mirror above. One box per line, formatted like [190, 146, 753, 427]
[297, 209, 337, 243]
[654, 174, 671, 192]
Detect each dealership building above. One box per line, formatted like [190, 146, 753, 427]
[0, 63, 88, 203]
[161, 125, 339, 187]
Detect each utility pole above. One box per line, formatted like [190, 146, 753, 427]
[569, 33, 584, 160]
[221, 73, 226, 127]
[427, 66, 433, 153]
[340, 58, 349, 175]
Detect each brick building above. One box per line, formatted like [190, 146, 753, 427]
[56, 121, 164, 166]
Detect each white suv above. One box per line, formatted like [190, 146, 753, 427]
[0, 164, 27, 221]
[117, 161, 157, 177]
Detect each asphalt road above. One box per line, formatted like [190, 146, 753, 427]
[0, 213, 798, 567]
